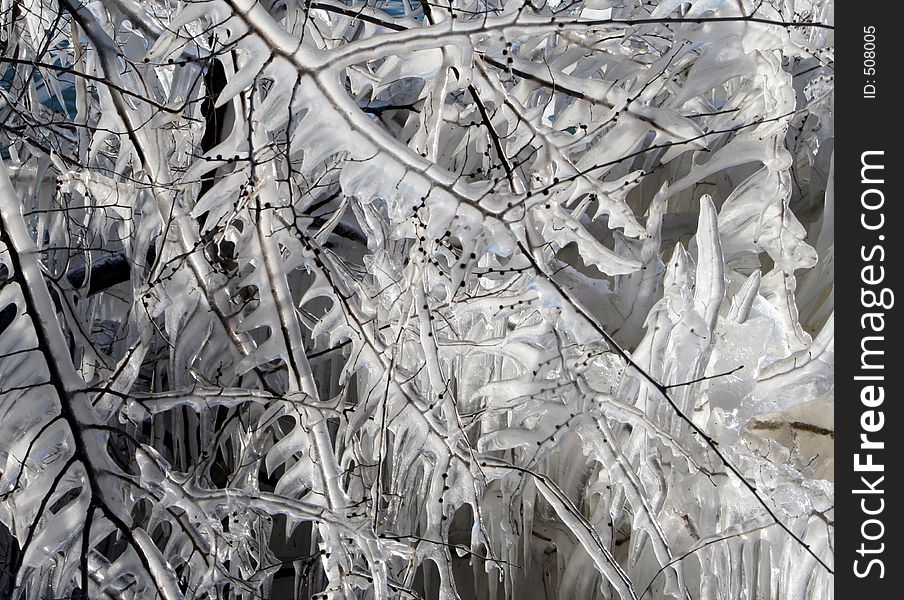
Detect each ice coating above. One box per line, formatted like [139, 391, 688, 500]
[0, 0, 832, 598]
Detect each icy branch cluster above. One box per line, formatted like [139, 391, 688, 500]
[0, 0, 833, 598]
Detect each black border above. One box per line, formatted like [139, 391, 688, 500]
[836, 8, 899, 596]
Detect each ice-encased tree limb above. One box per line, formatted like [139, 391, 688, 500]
[0, 0, 833, 598]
